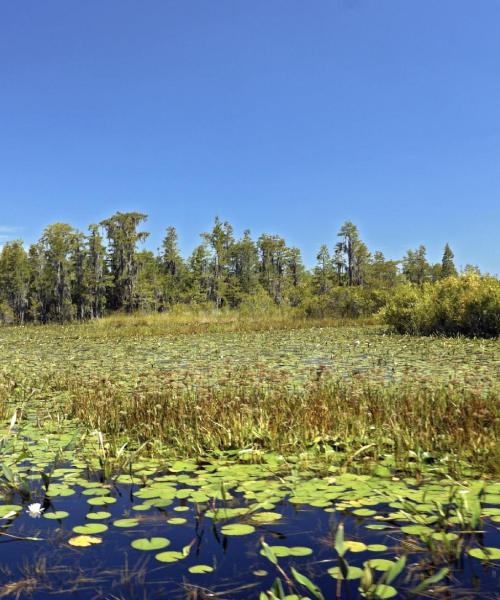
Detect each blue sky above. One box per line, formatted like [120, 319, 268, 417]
[1, 1, 499, 273]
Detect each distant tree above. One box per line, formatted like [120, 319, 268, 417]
[337, 221, 370, 286]
[160, 226, 186, 306]
[202, 217, 235, 308]
[186, 243, 211, 304]
[366, 251, 399, 288]
[313, 245, 333, 294]
[463, 264, 481, 276]
[226, 230, 259, 306]
[285, 247, 305, 306]
[71, 231, 89, 320]
[38, 223, 79, 321]
[26, 243, 44, 322]
[402, 245, 430, 285]
[440, 243, 457, 279]
[100, 212, 149, 311]
[332, 242, 346, 285]
[258, 234, 288, 304]
[86, 224, 108, 319]
[0, 240, 30, 323]
[134, 250, 161, 311]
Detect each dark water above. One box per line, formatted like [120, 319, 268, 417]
[1, 468, 499, 600]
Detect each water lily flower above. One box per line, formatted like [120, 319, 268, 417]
[26, 503, 44, 518]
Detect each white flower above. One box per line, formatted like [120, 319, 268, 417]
[26, 503, 44, 518]
[354, 340, 361, 346]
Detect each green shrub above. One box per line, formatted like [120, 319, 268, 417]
[383, 275, 500, 337]
[304, 287, 390, 319]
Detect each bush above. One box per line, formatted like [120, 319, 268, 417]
[383, 275, 500, 337]
[304, 287, 390, 319]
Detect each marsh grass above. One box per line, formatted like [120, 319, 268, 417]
[10, 305, 376, 338]
[61, 368, 499, 474]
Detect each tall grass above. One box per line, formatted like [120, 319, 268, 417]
[4, 304, 377, 338]
[61, 369, 499, 474]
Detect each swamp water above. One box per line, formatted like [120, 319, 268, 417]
[1, 449, 499, 599]
[1, 327, 499, 598]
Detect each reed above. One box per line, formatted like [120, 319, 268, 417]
[63, 369, 499, 474]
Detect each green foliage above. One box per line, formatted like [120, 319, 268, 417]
[383, 275, 500, 337]
[0, 212, 495, 331]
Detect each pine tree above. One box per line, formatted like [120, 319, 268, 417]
[440, 243, 457, 278]
[160, 226, 186, 306]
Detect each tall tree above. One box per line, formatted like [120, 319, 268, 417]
[202, 217, 235, 308]
[160, 226, 186, 306]
[226, 230, 259, 306]
[332, 242, 346, 286]
[38, 223, 78, 321]
[440, 243, 457, 278]
[0, 240, 30, 323]
[402, 245, 430, 285]
[313, 245, 333, 294]
[258, 234, 288, 304]
[186, 243, 211, 304]
[86, 224, 108, 318]
[337, 221, 370, 286]
[100, 212, 149, 311]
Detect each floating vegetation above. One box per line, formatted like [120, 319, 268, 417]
[0, 322, 498, 598]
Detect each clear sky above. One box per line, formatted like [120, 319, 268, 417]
[1, 1, 499, 273]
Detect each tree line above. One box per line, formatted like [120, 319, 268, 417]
[0, 211, 475, 324]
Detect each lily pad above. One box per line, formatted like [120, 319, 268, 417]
[131, 537, 170, 551]
[155, 550, 185, 563]
[328, 565, 364, 580]
[44, 511, 69, 520]
[188, 564, 214, 574]
[220, 523, 255, 536]
[73, 523, 108, 534]
[467, 547, 500, 561]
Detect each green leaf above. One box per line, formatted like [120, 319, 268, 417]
[385, 555, 406, 584]
[410, 567, 449, 594]
[291, 567, 325, 600]
[188, 564, 214, 574]
[220, 523, 255, 536]
[335, 523, 346, 557]
[131, 537, 170, 551]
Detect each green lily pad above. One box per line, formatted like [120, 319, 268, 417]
[131, 537, 170, 551]
[328, 565, 364, 580]
[220, 523, 255, 536]
[113, 518, 139, 528]
[0, 505, 22, 517]
[365, 559, 395, 572]
[87, 511, 112, 520]
[87, 496, 116, 506]
[167, 517, 187, 525]
[188, 564, 214, 574]
[365, 584, 398, 599]
[155, 550, 185, 562]
[44, 511, 69, 520]
[401, 524, 433, 536]
[367, 544, 389, 552]
[73, 523, 108, 534]
[468, 547, 500, 561]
